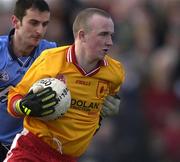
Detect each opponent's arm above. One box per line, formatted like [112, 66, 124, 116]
[0, 86, 11, 103]
[101, 95, 121, 118]
[15, 87, 58, 117]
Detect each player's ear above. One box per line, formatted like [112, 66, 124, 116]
[78, 30, 86, 42]
[11, 15, 20, 29]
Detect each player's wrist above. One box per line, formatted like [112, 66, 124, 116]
[15, 99, 25, 116]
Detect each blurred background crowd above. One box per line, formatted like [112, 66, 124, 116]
[0, 0, 179, 162]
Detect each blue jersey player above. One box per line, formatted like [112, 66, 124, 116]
[0, 0, 57, 160]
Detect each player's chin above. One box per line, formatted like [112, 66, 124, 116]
[100, 52, 107, 58]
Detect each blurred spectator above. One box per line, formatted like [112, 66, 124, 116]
[141, 46, 179, 161]
[163, 110, 180, 162]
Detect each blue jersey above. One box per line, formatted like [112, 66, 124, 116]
[0, 29, 57, 145]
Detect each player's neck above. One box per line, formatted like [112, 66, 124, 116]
[12, 35, 34, 57]
[75, 48, 99, 73]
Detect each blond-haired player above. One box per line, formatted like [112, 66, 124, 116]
[6, 8, 125, 162]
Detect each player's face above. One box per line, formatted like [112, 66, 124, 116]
[84, 15, 114, 61]
[12, 8, 50, 47]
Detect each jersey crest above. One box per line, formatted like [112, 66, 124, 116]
[0, 70, 9, 82]
[96, 81, 109, 99]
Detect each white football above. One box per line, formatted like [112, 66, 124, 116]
[29, 78, 71, 121]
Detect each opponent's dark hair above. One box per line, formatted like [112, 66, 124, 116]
[14, 0, 50, 21]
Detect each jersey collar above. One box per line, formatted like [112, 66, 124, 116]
[66, 45, 108, 76]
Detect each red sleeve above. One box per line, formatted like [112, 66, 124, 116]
[8, 94, 23, 117]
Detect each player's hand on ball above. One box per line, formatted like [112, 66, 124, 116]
[15, 87, 58, 117]
[101, 95, 121, 118]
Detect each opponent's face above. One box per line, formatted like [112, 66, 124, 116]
[83, 14, 114, 61]
[12, 8, 50, 47]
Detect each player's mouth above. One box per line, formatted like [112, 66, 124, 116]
[32, 35, 42, 41]
[103, 49, 109, 54]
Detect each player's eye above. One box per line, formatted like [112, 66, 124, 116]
[99, 32, 108, 36]
[29, 20, 39, 26]
[42, 21, 49, 27]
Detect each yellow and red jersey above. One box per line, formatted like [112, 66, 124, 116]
[8, 45, 125, 157]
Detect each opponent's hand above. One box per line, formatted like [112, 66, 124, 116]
[15, 87, 58, 117]
[101, 95, 121, 118]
